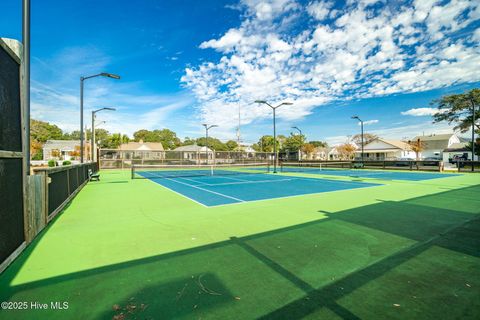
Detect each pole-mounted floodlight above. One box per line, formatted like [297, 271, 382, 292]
[351, 115, 364, 163]
[292, 126, 302, 135]
[255, 100, 293, 173]
[202, 124, 218, 164]
[100, 72, 121, 79]
[80, 72, 121, 163]
[91, 107, 116, 162]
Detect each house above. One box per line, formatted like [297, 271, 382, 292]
[302, 147, 328, 160]
[43, 140, 89, 161]
[105, 140, 165, 160]
[442, 143, 475, 162]
[357, 138, 416, 160]
[413, 133, 461, 159]
[327, 146, 341, 160]
[327, 142, 358, 160]
[173, 144, 214, 163]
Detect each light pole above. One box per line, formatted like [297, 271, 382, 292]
[292, 126, 302, 135]
[292, 126, 303, 161]
[80, 72, 120, 163]
[23, 0, 31, 173]
[471, 98, 477, 171]
[255, 100, 293, 173]
[91, 108, 116, 162]
[351, 116, 364, 163]
[202, 124, 218, 164]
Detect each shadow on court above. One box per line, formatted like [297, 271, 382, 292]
[0, 186, 479, 319]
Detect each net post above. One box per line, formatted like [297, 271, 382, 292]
[131, 165, 134, 179]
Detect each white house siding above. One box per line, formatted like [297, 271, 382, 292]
[358, 139, 415, 160]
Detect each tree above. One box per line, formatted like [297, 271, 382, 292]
[253, 135, 279, 152]
[101, 133, 123, 149]
[133, 129, 181, 149]
[30, 119, 63, 143]
[405, 138, 425, 160]
[336, 143, 357, 160]
[155, 129, 181, 150]
[133, 129, 157, 142]
[30, 139, 43, 160]
[282, 133, 306, 152]
[351, 133, 378, 147]
[308, 140, 328, 148]
[63, 130, 81, 140]
[225, 140, 239, 151]
[466, 133, 480, 157]
[182, 137, 195, 145]
[432, 88, 480, 132]
[196, 137, 227, 151]
[301, 143, 316, 154]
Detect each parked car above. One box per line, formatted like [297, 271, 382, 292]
[422, 157, 441, 166]
[395, 158, 412, 166]
[450, 154, 468, 164]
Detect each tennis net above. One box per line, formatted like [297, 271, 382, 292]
[280, 162, 353, 173]
[131, 163, 270, 179]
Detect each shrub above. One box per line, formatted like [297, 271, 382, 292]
[62, 160, 72, 166]
[48, 159, 56, 167]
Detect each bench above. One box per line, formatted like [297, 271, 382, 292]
[88, 169, 100, 181]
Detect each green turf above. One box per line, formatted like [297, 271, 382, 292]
[0, 170, 479, 319]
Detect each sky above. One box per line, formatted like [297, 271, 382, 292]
[1, 0, 479, 145]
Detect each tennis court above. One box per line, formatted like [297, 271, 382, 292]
[132, 163, 382, 206]
[1, 168, 479, 320]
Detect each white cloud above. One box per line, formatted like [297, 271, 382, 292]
[306, 1, 332, 20]
[401, 107, 441, 116]
[363, 119, 379, 125]
[182, 0, 480, 133]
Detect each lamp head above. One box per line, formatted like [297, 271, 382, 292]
[104, 107, 116, 111]
[281, 102, 293, 106]
[351, 115, 360, 120]
[101, 72, 121, 79]
[255, 100, 267, 104]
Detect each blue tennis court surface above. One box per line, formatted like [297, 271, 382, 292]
[141, 172, 381, 206]
[281, 167, 460, 181]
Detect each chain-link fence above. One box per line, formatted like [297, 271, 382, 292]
[99, 149, 275, 169]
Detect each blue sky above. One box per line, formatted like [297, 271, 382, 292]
[1, 0, 479, 145]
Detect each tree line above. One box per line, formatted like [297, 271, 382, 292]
[29, 119, 330, 160]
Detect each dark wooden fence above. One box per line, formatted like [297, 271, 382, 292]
[33, 162, 99, 221]
[0, 38, 26, 273]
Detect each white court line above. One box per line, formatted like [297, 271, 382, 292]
[163, 177, 245, 203]
[214, 175, 250, 182]
[175, 176, 212, 186]
[208, 184, 382, 208]
[142, 177, 209, 207]
[201, 178, 297, 186]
